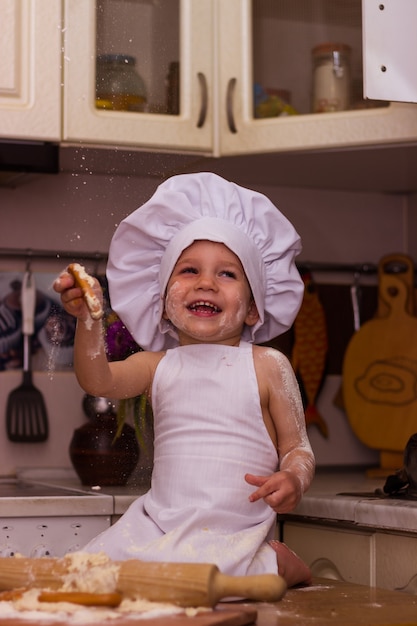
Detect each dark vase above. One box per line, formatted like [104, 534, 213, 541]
[69, 396, 139, 486]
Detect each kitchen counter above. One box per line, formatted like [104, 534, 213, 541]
[0, 469, 149, 557]
[0, 470, 118, 558]
[0, 476, 113, 517]
[283, 467, 417, 533]
[11, 468, 147, 517]
[10, 466, 417, 531]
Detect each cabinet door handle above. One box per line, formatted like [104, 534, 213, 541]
[226, 77, 237, 134]
[196, 72, 208, 128]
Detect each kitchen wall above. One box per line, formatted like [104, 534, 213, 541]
[0, 165, 415, 477]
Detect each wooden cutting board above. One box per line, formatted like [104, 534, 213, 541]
[376, 253, 415, 317]
[0, 605, 257, 626]
[343, 256, 417, 461]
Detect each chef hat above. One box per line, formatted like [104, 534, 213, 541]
[107, 172, 303, 351]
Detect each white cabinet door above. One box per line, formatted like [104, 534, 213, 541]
[0, 0, 61, 141]
[283, 522, 373, 586]
[217, 0, 417, 156]
[363, 0, 417, 104]
[63, 0, 213, 153]
[375, 532, 417, 592]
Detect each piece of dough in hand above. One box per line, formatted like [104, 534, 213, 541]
[67, 263, 103, 320]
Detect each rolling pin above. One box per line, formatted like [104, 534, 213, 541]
[0, 557, 287, 607]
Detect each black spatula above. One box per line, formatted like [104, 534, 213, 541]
[6, 271, 49, 442]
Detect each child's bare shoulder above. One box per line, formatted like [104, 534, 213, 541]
[126, 350, 166, 396]
[252, 345, 300, 403]
[130, 349, 166, 371]
[252, 344, 291, 370]
[138, 349, 165, 360]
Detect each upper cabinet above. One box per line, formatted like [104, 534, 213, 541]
[63, 0, 417, 156]
[2, 0, 417, 157]
[63, 0, 213, 153]
[0, 0, 61, 141]
[217, 0, 417, 155]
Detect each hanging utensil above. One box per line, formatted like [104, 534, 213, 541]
[6, 270, 49, 442]
[350, 271, 362, 332]
[333, 270, 363, 409]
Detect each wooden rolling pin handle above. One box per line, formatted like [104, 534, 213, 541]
[212, 572, 287, 604]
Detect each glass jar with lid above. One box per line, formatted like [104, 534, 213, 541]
[96, 54, 147, 112]
[311, 43, 351, 113]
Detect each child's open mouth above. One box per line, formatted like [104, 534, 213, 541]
[188, 301, 221, 316]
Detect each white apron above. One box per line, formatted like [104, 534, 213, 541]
[84, 342, 279, 575]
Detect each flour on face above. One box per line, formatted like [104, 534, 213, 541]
[163, 241, 257, 346]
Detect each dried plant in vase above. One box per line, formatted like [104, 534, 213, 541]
[104, 311, 154, 484]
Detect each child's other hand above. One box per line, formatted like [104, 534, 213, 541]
[245, 470, 302, 514]
[53, 271, 102, 322]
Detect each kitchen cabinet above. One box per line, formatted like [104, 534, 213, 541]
[375, 532, 417, 592]
[363, 0, 417, 104]
[283, 521, 373, 586]
[0, 0, 61, 141]
[217, 0, 417, 155]
[284, 520, 417, 593]
[63, 0, 417, 157]
[63, 0, 213, 153]
[2, 1, 417, 159]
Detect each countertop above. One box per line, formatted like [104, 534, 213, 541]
[286, 467, 417, 533]
[5, 468, 148, 517]
[0, 473, 113, 517]
[7, 467, 417, 535]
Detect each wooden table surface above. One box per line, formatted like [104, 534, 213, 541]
[1, 579, 417, 625]
[249, 577, 417, 625]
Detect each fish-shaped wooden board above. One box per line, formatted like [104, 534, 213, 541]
[291, 272, 328, 438]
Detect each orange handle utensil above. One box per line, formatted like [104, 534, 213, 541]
[39, 591, 122, 607]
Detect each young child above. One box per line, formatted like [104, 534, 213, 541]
[54, 172, 315, 588]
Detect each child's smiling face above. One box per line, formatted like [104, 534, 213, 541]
[163, 240, 260, 346]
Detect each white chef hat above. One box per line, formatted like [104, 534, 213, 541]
[107, 172, 303, 351]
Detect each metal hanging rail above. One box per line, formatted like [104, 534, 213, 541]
[0, 248, 107, 263]
[0, 249, 413, 276]
[298, 261, 378, 274]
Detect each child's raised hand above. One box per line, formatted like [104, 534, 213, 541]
[53, 268, 103, 322]
[245, 470, 302, 514]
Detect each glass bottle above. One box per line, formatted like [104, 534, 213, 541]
[312, 43, 351, 113]
[96, 54, 147, 112]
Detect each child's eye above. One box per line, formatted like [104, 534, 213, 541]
[180, 266, 198, 274]
[220, 270, 237, 279]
